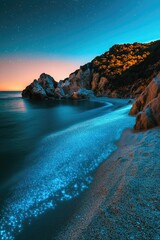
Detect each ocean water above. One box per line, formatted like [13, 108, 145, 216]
[0, 92, 134, 240]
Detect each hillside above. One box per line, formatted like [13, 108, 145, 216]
[22, 40, 160, 100]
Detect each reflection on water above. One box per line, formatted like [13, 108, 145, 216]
[0, 92, 26, 112]
[3, 98, 27, 112]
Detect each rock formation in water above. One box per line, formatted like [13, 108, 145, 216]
[130, 72, 160, 130]
[22, 73, 58, 100]
[22, 40, 160, 100]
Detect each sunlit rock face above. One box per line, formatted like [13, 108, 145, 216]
[130, 72, 160, 130]
[90, 40, 160, 97]
[22, 40, 160, 100]
[91, 73, 100, 91]
[68, 63, 92, 91]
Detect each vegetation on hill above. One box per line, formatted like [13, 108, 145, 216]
[89, 40, 160, 97]
[22, 40, 160, 99]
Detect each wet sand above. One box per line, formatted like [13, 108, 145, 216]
[1, 96, 135, 240]
[56, 128, 160, 240]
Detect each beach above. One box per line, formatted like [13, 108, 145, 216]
[1, 93, 160, 240]
[0, 93, 135, 240]
[56, 128, 160, 240]
[1, 0, 160, 239]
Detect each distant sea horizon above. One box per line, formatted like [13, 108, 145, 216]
[0, 90, 22, 91]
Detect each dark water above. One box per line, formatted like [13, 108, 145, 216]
[0, 92, 134, 240]
[0, 92, 105, 185]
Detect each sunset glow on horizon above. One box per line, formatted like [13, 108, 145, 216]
[0, 56, 84, 91]
[0, 0, 160, 91]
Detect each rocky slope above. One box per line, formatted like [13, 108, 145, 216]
[56, 128, 160, 240]
[130, 72, 160, 130]
[22, 40, 160, 100]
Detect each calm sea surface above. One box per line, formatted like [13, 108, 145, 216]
[0, 91, 106, 185]
[0, 91, 134, 240]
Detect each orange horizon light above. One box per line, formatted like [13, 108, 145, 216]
[0, 57, 83, 91]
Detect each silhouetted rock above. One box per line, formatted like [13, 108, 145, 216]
[130, 72, 160, 130]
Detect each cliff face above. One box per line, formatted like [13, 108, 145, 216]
[130, 72, 160, 130]
[22, 40, 160, 100]
[90, 40, 160, 97]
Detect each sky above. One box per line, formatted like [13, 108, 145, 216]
[0, 0, 160, 90]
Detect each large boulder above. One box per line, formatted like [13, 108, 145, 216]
[130, 72, 160, 130]
[38, 73, 57, 89]
[22, 80, 47, 100]
[22, 73, 57, 99]
[71, 89, 94, 100]
[38, 73, 57, 96]
[67, 64, 92, 93]
[130, 73, 160, 115]
[134, 107, 156, 130]
[53, 82, 66, 99]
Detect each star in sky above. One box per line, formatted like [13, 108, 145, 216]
[0, 0, 160, 90]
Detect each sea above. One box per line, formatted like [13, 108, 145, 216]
[0, 91, 134, 240]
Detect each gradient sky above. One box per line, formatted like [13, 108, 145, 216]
[0, 0, 160, 90]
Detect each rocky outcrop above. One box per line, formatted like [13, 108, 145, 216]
[90, 40, 160, 98]
[22, 73, 57, 100]
[22, 79, 47, 100]
[22, 40, 160, 100]
[130, 72, 160, 130]
[71, 89, 94, 100]
[22, 61, 95, 100]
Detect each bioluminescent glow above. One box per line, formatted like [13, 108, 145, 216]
[0, 104, 134, 240]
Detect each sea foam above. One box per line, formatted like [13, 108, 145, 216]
[0, 104, 134, 240]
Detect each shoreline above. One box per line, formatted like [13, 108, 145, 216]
[56, 127, 160, 240]
[0, 96, 135, 240]
[15, 98, 134, 240]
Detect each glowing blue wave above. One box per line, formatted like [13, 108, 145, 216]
[0, 104, 134, 240]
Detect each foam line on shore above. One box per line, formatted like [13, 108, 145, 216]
[0, 102, 135, 240]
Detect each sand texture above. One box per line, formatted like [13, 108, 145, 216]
[56, 128, 160, 240]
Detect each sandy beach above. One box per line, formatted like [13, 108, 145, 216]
[0, 95, 136, 240]
[1, 94, 159, 240]
[56, 127, 160, 240]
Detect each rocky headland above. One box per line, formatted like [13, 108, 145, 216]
[22, 40, 160, 101]
[21, 41, 160, 239]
